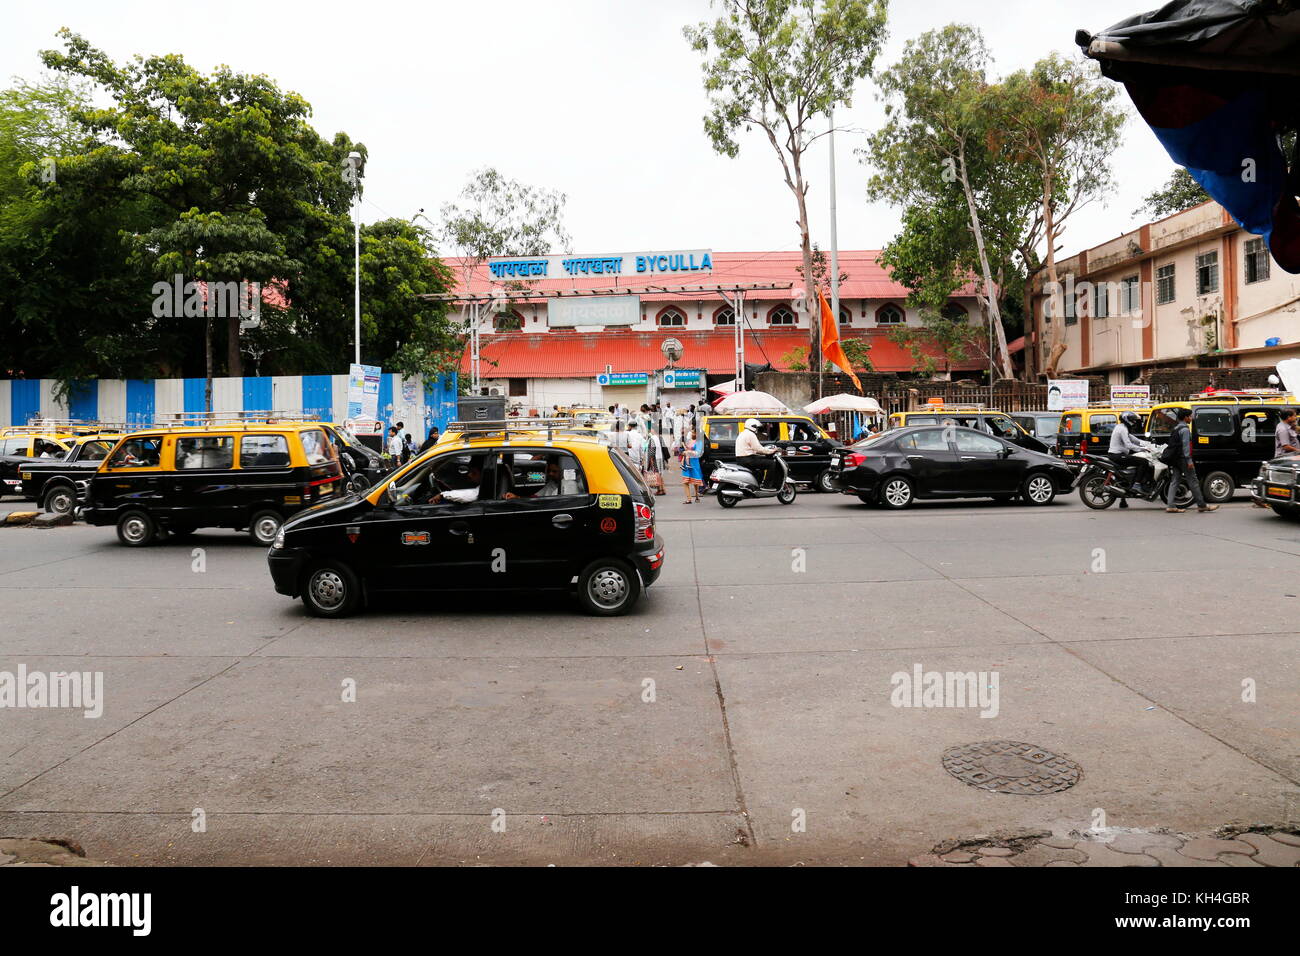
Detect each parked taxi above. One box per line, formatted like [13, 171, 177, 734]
[83, 423, 343, 546]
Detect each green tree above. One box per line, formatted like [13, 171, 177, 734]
[864, 25, 1036, 380]
[887, 305, 982, 378]
[987, 54, 1125, 376]
[685, 0, 889, 391]
[1136, 167, 1209, 219]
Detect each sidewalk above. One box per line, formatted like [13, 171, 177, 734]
[0, 838, 108, 867]
[909, 825, 1300, 867]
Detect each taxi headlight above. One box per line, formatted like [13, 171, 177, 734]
[272, 530, 286, 550]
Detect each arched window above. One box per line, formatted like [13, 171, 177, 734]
[713, 306, 736, 327]
[494, 310, 524, 332]
[768, 305, 796, 327]
[940, 303, 968, 322]
[875, 304, 904, 326]
[839, 306, 853, 326]
[657, 306, 686, 328]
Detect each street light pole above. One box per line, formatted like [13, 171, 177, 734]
[346, 151, 363, 367]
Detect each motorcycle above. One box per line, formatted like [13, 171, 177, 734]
[711, 451, 797, 508]
[1078, 446, 1195, 510]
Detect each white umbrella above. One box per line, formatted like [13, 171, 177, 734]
[709, 378, 738, 395]
[713, 390, 791, 414]
[804, 394, 885, 415]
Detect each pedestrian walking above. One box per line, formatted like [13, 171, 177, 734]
[680, 427, 704, 503]
[1275, 407, 1299, 458]
[642, 426, 667, 496]
[1166, 407, 1217, 514]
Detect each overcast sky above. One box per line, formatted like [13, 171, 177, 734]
[4, 0, 1176, 261]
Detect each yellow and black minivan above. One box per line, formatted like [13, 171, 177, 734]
[84, 423, 344, 546]
[1055, 406, 1151, 461]
[268, 420, 664, 617]
[701, 413, 843, 491]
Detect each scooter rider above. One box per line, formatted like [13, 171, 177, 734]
[735, 418, 779, 487]
[1108, 410, 1153, 508]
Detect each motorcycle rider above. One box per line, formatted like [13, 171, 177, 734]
[735, 418, 779, 488]
[1108, 410, 1153, 508]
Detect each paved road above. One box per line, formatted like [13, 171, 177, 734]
[0, 487, 1296, 865]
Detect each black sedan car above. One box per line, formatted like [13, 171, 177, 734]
[828, 425, 1077, 508]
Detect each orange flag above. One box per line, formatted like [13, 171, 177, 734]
[818, 289, 863, 392]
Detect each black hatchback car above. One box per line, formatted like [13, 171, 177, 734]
[828, 425, 1076, 508]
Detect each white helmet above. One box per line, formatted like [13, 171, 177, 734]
[744, 418, 761, 431]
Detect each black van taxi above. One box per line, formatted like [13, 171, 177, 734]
[267, 421, 665, 618]
[83, 424, 343, 546]
[700, 414, 843, 491]
[1146, 393, 1293, 503]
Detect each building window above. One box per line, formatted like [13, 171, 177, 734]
[1093, 283, 1110, 318]
[1156, 263, 1176, 305]
[768, 306, 796, 326]
[657, 307, 686, 328]
[1244, 238, 1271, 284]
[1195, 251, 1219, 295]
[940, 303, 967, 323]
[875, 304, 904, 325]
[508, 378, 528, 397]
[713, 306, 736, 326]
[839, 306, 852, 325]
[494, 310, 523, 332]
[1120, 275, 1140, 315]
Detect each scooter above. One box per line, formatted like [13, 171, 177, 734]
[711, 451, 797, 508]
[1078, 446, 1194, 510]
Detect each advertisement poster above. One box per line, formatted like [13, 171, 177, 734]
[1047, 379, 1089, 411]
[347, 364, 382, 420]
[1111, 384, 1150, 408]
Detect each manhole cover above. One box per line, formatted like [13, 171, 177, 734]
[942, 740, 1081, 795]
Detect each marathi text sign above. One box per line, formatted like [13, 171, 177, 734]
[487, 249, 713, 281]
[549, 295, 640, 328]
[1111, 385, 1150, 408]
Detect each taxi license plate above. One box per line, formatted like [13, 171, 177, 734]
[321, 483, 335, 495]
[1062, 449, 1074, 456]
[1267, 486, 1292, 498]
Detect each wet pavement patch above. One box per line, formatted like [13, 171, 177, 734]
[942, 740, 1082, 795]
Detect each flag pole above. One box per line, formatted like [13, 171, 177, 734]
[828, 108, 840, 394]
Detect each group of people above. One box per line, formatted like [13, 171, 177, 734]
[604, 403, 708, 503]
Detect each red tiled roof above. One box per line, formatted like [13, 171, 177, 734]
[465, 330, 984, 378]
[442, 250, 981, 302]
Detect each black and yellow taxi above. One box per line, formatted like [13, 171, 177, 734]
[700, 413, 843, 491]
[1054, 406, 1151, 461]
[1145, 391, 1295, 503]
[18, 433, 123, 513]
[887, 407, 1049, 453]
[0, 430, 75, 498]
[267, 419, 664, 617]
[83, 423, 344, 546]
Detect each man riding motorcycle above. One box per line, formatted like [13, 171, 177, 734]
[734, 417, 779, 487]
[1107, 410, 1154, 508]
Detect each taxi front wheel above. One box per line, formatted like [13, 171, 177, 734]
[576, 558, 641, 616]
[302, 561, 361, 618]
[116, 509, 156, 547]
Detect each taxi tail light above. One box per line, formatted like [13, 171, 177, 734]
[842, 452, 866, 468]
[634, 502, 654, 541]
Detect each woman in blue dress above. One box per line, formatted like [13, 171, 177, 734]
[680, 427, 704, 503]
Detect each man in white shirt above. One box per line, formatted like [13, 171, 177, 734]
[735, 418, 778, 486]
[431, 462, 483, 504]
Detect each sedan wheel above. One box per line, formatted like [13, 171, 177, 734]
[880, 476, 914, 509]
[43, 486, 75, 516]
[577, 559, 641, 616]
[302, 562, 361, 618]
[248, 510, 282, 546]
[815, 469, 836, 493]
[1022, 473, 1056, 506]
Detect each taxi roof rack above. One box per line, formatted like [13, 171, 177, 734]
[911, 403, 987, 412]
[448, 418, 588, 442]
[1185, 390, 1294, 403]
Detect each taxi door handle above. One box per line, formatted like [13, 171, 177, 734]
[551, 514, 573, 528]
[960, 455, 979, 460]
[448, 521, 474, 544]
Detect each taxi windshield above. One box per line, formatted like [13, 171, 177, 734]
[1148, 408, 1184, 437]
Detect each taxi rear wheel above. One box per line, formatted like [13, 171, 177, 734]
[302, 562, 361, 618]
[576, 558, 640, 616]
[815, 469, 836, 493]
[43, 485, 76, 516]
[248, 510, 283, 546]
[116, 509, 156, 547]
